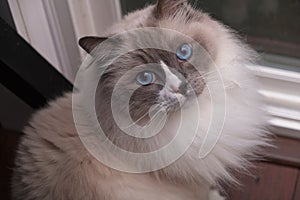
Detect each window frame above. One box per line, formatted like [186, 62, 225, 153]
[253, 55, 300, 139]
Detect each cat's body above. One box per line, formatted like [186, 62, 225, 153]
[12, 1, 269, 199]
[12, 94, 212, 200]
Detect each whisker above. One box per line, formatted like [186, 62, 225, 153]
[120, 104, 162, 129]
[201, 66, 228, 78]
[203, 77, 223, 83]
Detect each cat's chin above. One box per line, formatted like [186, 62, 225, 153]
[163, 95, 187, 113]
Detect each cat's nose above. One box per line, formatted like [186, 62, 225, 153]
[178, 82, 188, 95]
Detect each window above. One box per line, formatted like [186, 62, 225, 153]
[197, 0, 300, 59]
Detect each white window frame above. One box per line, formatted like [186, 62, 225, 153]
[253, 54, 300, 139]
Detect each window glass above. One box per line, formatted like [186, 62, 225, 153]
[120, 0, 155, 15]
[197, 0, 300, 59]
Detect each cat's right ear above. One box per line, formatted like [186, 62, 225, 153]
[79, 36, 107, 53]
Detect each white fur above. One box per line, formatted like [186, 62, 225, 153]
[158, 61, 186, 107]
[160, 60, 182, 92]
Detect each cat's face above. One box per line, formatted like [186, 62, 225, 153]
[98, 46, 206, 123]
[80, 0, 218, 123]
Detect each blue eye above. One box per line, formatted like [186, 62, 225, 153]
[176, 44, 192, 61]
[136, 71, 155, 86]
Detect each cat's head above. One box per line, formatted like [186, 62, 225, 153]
[75, 0, 267, 185]
[79, 0, 223, 123]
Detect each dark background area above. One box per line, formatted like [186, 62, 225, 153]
[120, 0, 156, 15]
[198, 0, 300, 45]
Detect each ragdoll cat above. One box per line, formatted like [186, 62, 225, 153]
[12, 0, 269, 199]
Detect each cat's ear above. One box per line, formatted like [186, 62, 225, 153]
[156, 0, 188, 19]
[79, 36, 107, 53]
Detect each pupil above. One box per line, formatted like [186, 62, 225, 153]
[142, 73, 148, 81]
[181, 48, 187, 55]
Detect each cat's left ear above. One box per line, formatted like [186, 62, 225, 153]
[79, 36, 107, 53]
[156, 0, 188, 19]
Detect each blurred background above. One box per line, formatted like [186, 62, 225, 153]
[0, 0, 300, 199]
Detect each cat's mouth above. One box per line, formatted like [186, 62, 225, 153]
[158, 79, 200, 113]
[159, 93, 188, 113]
